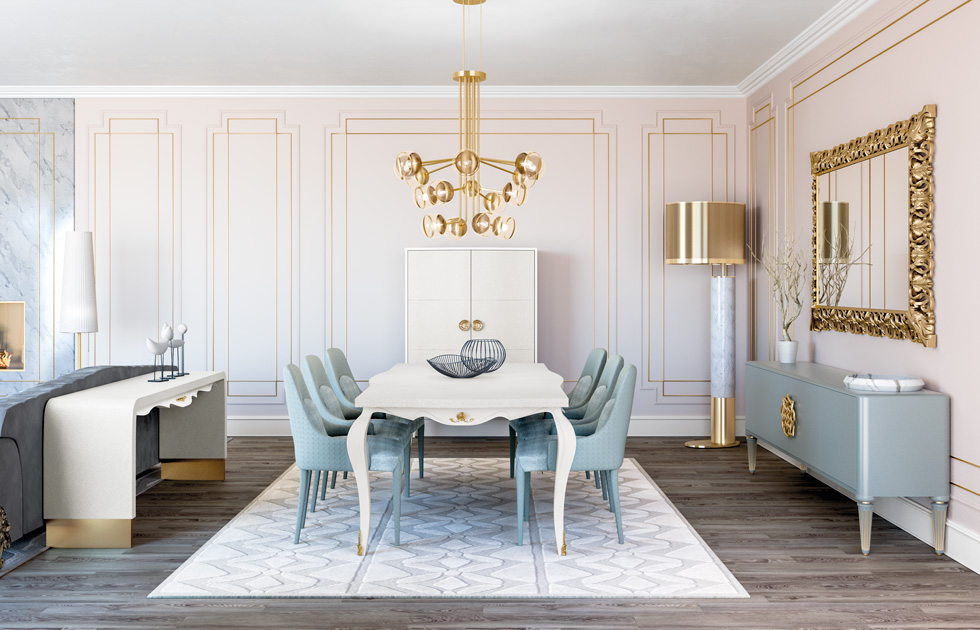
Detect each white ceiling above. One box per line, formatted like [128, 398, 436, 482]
[1, 0, 853, 89]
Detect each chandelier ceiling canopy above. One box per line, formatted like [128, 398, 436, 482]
[394, 0, 544, 240]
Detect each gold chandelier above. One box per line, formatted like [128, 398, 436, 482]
[393, 0, 544, 240]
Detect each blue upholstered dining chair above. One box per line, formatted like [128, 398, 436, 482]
[513, 364, 637, 546]
[509, 353, 622, 478]
[323, 348, 426, 478]
[284, 364, 411, 545]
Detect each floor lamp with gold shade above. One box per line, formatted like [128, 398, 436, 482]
[60, 231, 98, 371]
[665, 201, 746, 449]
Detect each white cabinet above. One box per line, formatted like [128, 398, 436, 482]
[406, 248, 537, 364]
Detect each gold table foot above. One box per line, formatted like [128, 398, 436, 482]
[161, 459, 225, 480]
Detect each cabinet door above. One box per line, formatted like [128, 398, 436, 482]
[406, 250, 472, 363]
[471, 250, 536, 362]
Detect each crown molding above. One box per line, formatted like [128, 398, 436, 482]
[737, 0, 878, 97]
[0, 84, 745, 100]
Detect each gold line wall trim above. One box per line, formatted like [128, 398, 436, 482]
[809, 105, 937, 347]
[643, 113, 737, 398]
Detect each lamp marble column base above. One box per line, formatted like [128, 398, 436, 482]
[686, 273, 740, 449]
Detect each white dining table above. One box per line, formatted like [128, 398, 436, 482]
[347, 362, 574, 556]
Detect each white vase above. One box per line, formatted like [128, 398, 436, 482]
[778, 340, 799, 364]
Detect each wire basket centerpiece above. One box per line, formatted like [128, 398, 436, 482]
[427, 354, 495, 379]
[460, 339, 506, 372]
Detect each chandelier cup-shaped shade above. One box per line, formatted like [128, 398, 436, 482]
[502, 182, 526, 206]
[414, 186, 428, 209]
[422, 213, 448, 238]
[492, 215, 516, 240]
[395, 152, 422, 180]
[435, 181, 455, 204]
[424, 185, 439, 206]
[60, 231, 99, 333]
[462, 180, 481, 198]
[665, 201, 746, 265]
[472, 212, 492, 235]
[446, 217, 468, 240]
[414, 167, 429, 186]
[818, 201, 851, 263]
[455, 150, 480, 175]
[483, 191, 503, 213]
[518, 152, 544, 179]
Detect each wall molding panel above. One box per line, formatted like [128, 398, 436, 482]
[208, 113, 298, 403]
[639, 111, 748, 415]
[87, 113, 179, 368]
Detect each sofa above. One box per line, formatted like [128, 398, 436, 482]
[0, 365, 156, 542]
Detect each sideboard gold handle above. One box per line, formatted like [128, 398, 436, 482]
[781, 394, 796, 438]
[458, 319, 471, 331]
[472, 319, 484, 332]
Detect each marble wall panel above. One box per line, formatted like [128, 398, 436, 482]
[0, 99, 74, 395]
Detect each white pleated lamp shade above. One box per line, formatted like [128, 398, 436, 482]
[60, 231, 99, 333]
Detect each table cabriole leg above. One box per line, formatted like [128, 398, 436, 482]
[347, 408, 374, 556]
[858, 501, 874, 556]
[551, 407, 576, 556]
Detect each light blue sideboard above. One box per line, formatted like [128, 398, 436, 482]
[745, 361, 950, 555]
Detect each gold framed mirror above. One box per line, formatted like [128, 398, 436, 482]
[809, 104, 936, 348]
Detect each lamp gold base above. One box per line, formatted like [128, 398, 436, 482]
[47, 518, 132, 548]
[685, 396, 740, 449]
[161, 459, 225, 481]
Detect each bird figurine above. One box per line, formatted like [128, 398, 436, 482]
[146, 338, 170, 382]
[176, 323, 188, 376]
[161, 324, 176, 379]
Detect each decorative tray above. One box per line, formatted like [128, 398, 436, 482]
[843, 373, 925, 392]
[427, 354, 494, 378]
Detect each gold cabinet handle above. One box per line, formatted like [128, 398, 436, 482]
[458, 319, 471, 332]
[472, 319, 484, 332]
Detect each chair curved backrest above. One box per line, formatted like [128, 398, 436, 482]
[324, 348, 361, 418]
[594, 355, 624, 398]
[589, 364, 637, 470]
[558, 364, 637, 473]
[302, 355, 353, 427]
[567, 348, 607, 407]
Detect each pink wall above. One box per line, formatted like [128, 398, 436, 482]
[747, 0, 980, 538]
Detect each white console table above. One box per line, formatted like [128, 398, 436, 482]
[43, 371, 227, 548]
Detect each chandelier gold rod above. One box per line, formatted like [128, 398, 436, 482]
[421, 158, 453, 166]
[427, 162, 455, 175]
[480, 157, 515, 165]
[480, 160, 514, 175]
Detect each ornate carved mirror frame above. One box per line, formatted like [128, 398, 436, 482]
[809, 104, 937, 348]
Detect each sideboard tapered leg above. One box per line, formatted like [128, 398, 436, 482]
[747, 436, 757, 474]
[858, 501, 874, 556]
[931, 499, 948, 555]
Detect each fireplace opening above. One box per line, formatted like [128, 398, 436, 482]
[0, 301, 26, 371]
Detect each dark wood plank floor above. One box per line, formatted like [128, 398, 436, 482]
[1, 436, 979, 629]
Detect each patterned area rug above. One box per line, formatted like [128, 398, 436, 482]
[150, 458, 747, 598]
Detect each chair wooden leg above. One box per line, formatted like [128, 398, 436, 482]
[310, 471, 321, 512]
[417, 425, 425, 479]
[320, 472, 330, 500]
[343, 471, 348, 479]
[393, 462, 403, 546]
[516, 462, 526, 545]
[509, 426, 516, 479]
[585, 470, 591, 479]
[599, 470, 607, 501]
[594, 470, 601, 490]
[295, 469, 312, 544]
[607, 469, 624, 544]
[330, 470, 338, 490]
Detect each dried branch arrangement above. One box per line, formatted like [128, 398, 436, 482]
[749, 233, 810, 342]
[818, 228, 871, 307]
